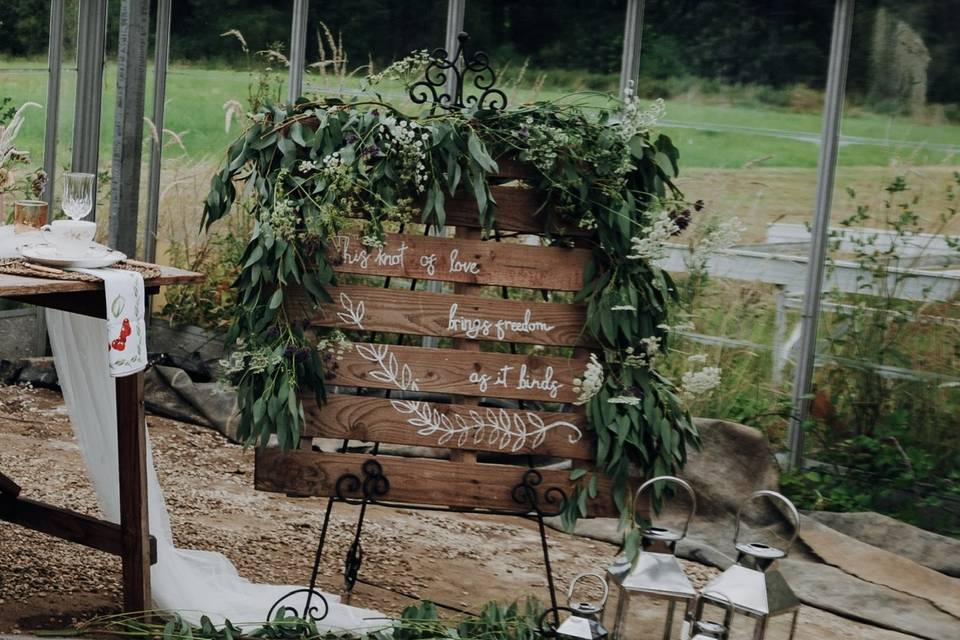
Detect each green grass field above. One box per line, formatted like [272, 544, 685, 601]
[2, 59, 959, 170]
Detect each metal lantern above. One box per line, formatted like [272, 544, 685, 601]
[606, 476, 698, 640]
[696, 490, 801, 640]
[684, 590, 735, 640]
[539, 572, 610, 640]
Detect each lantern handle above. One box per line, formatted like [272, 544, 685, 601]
[566, 571, 608, 613]
[537, 606, 582, 638]
[633, 475, 697, 541]
[733, 490, 800, 555]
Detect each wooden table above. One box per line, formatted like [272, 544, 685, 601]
[0, 265, 203, 612]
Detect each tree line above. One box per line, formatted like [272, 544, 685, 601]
[1, 0, 958, 106]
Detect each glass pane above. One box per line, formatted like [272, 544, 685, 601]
[643, 3, 827, 444]
[796, 3, 960, 536]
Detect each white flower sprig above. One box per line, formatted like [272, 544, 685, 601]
[628, 208, 680, 261]
[681, 365, 722, 398]
[364, 50, 432, 86]
[687, 217, 746, 272]
[573, 353, 604, 406]
[616, 82, 666, 143]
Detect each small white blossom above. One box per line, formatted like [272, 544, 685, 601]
[365, 50, 432, 86]
[687, 217, 746, 272]
[681, 366, 722, 398]
[573, 353, 604, 406]
[614, 82, 665, 143]
[628, 208, 680, 261]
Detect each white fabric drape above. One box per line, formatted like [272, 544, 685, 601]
[45, 309, 385, 632]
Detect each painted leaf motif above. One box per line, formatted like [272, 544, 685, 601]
[111, 295, 125, 319]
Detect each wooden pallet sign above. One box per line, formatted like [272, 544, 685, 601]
[255, 169, 615, 517]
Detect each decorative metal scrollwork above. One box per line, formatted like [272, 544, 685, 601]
[409, 31, 507, 112]
[334, 459, 391, 501]
[334, 459, 391, 593]
[266, 587, 330, 632]
[511, 469, 568, 516]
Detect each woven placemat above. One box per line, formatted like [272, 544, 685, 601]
[0, 258, 163, 281]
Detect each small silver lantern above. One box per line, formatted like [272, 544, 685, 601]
[606, 476, 697, 640]
[683, 590, 734, 640]
[697, 490, 801, 640]
[539, 572, 609, 640]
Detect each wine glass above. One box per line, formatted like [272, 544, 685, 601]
[61, 172, 95, 220]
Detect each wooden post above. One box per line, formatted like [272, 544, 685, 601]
[116, 372, 151, 612]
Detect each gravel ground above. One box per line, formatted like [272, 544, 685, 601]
[0, 385, 916, 639]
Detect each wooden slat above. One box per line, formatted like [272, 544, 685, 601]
[304, 391, 592, 460]
[291, 285, 592, 347]
[0, 494, 157, 562]
[444, 185, 590, 237]
[333, 342, 585, 404]
[255, 450, 617, 516]
[0, 265, 202, 297]
[328, 233, 590, 291]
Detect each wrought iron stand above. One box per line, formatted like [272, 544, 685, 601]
[267, 454, 566, 622]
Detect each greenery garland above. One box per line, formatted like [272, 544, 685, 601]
[202, 90, 700, 538]
[66, 598, 546, 640]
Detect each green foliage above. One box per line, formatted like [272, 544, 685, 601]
[202, 89, 699, 542]
[782, 175, 960, 535]
[160, 216, 251, 330]
[68, 598, 548, 640]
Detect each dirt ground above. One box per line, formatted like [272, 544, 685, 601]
[0, 385, 917, 639]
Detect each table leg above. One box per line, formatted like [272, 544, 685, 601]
[116, 372, 151, 612]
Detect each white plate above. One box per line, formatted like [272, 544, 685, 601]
[18, 242, 127, 269]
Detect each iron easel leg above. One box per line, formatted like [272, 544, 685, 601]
[342, 497, 371, 601]
[302, 495, 336, 613]
[535, 510, 560, 621]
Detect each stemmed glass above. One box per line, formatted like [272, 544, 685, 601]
[61, 172, 95, 220]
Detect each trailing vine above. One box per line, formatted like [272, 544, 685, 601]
[203, 89, 701, 541]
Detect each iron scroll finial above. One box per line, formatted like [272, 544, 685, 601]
[409, 31, 507, 112]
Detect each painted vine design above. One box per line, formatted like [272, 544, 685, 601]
[203, 88, 701, 544]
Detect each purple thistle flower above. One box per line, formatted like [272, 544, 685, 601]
[344, 133, 359, 144]
[295, 348, 310, 363]
[283, 345, 297, 358]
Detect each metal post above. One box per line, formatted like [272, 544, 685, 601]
[443, 0, 467, 101]
[108, 0, 151, 257]
[288, 0, 309, 104]
[42, 0, 65, 208]
[143, 0, 172, 265]
[618, 0, 645, 98]
[35, 0, 66, 356]
[786, 0, 855, 471]
[71, 0, 108, 221]
[423, 0, 468, 348]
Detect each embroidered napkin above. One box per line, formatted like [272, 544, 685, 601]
[71, 267, 147, 376]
